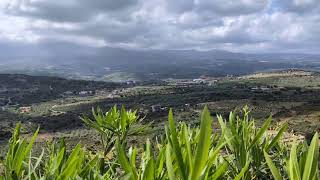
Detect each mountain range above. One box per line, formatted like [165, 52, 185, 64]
[1, 46, 320, 81]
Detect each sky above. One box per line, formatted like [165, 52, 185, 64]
[0, 0, 320, 55]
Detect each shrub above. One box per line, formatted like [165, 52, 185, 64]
[0, 105, 318, 179]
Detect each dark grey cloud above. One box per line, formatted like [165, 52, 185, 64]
[165, 0, 194, 13]
[166, 0, 268, 16]
[276, 0, 320, 14]
[194, 0, 268, 16]
[5, 0, 140, 22]
[0, 0, 319, 54]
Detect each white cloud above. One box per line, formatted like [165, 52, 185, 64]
[0, 0, 319, 53]
[0, 12, 41, 43]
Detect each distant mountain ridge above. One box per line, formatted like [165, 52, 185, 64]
[0, 46, 319, 81]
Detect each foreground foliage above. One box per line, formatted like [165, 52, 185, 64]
[0, 105, 319, 179]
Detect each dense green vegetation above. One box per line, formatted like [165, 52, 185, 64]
[0, 74, 121, 105]
[0, 105, 318, 179]
[1, 70, 320, 146]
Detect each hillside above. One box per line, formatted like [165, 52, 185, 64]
[0, 70, 319, 152]
[0, 74, 121, 105]
[1, 48, 320, 82]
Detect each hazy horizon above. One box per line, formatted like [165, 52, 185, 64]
[0, 0, 320, 61]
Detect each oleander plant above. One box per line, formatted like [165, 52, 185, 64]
[0, 105, 318, 179]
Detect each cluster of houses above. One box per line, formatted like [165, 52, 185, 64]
[150, 103, 191, 113]
[125, 80, 136, 85]
[250, 85, 285, 92]
[251, 86, 271, 91]
[79, 90, 94, 96]
[63, 90, 95, 97]
[166, 76, 219, 86]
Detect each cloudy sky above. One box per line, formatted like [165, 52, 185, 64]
[0, 0, 320, 55]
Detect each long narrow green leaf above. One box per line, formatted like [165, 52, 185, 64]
[121, 106, 128, 132]
[264, 151, 282, 180]
[168, 109, 187, 180]
[302, 132, 319, 180]
[234, 160, 250, 180]
[59, 157, 79, 179]
[64, 144, 81, 167]
[191, 106, 213, 179]
[129, 147, 137, 170]
[142, 159, 155, 180]
[211, 162, 228, 179]
[288, 143, 301, 180]
[165, 144, 176, 180]
[15, 127, 39, 175]
[249, 116, 272, 149]
[13, 140, 28, 174]
[79, 156, 99, 177]
[56, 146, 65, 170]
[265, 123, 288, 152]
[116, 141, 137, 179]
[156, 146, 165, 178]
[182, 124, 192, 172]
[26, 149, 44, 180]
[217, 115, 234, 151]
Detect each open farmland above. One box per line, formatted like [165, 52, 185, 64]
[0, 69, 320, 155]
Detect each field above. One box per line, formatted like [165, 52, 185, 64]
[0, 69, 320, 155]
